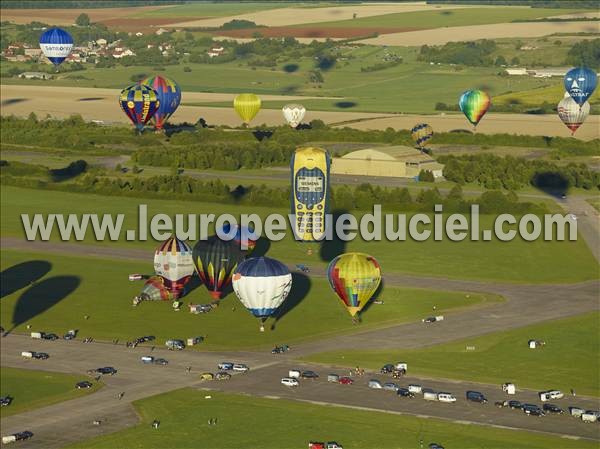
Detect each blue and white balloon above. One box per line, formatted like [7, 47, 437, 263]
[232, 257, 292, 330]
[564, 67, 598, 107]
[39, 28, 73, 66]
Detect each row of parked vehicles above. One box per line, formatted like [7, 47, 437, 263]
[30, 330, 77, 340]
[2, 431, 33, 445]
[20, 351, 49, 360]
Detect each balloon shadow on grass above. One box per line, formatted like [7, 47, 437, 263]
[252, 130, 274, 142]
[532, 171, 570, 197]
[5, 275, 80, 335]
[270, 272, 311, 331]
[1, 98, 28, 106]
[319, 209, 349, 263]
[252, 237, 271, 257]
[1, 260, 52, 299]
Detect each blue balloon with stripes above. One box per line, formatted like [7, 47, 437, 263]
[39, 28, 74, 66]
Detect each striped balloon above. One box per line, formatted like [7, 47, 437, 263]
[141, 75, 181, 130]
[410, 123, 433, 149]
[557, 92, 590, 135]
[459, 90, 491, 127]
[119, 84, 160, 131]
[154, 237, 194, 299]
[39, 28, 73, 66]
[233, 93, 261, 124]
[327, 252, 381, 318]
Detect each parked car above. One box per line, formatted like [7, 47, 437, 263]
[165, 339, 185, 351]
[288, 369, 301, 379]
[422, 317, 437, 323]
[281, 377, 299, 387]
[95, 367, 117, 375]
[383, 382, 400, 392]
[326, 442, 343, 449]
[144, 335, 156, 342]
[154, 358, 168, 366]
[495, 400, 508, 408]
[272, 344, 290, 354]
[368, 379, 383, 389]
[301, 370, 319, 379]
[408, 384, 423, 394]
[466, 391, 488, 403]
[380, 364, 394, 374]
[63, 330, 77, 340]
[523, 404, 545, 416]
[42, 333, 59, 341]
[76, 381, 93, 389]
[232, 364, 249, 372]
[543, 403, 564, 414]
[199, 372, 214, 381]
[218, 362, 234, 371]
[339, 377, 354, 385]
[141, 356, 154, 364]
[327, 374, 340, 383]
[508, 400, 523, 410]
[0, 396, 13, 407]
[429, 444, 444, 449]
[399, 388, 416, 398]
[32, 352, 49, 360]
[215, 372, 231, 381]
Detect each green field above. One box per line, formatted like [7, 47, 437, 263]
[132, 2, 295, 19]
[67, 389, 597, 449]
[0, 248, 493, 349]
[588, 197, 600, 211]
[495, 82, 599, 107]
[2, 186, 598, 283]
[304, 7, 582, 29]
[304, 312, 600, 396]
[0, 367, 102, 417]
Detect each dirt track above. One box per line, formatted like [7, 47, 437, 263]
[2, 84, 598, 139]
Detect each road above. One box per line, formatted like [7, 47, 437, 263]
[1, 335, 599, 449]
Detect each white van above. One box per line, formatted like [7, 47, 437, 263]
[569, 407, 585, 418]
[423, 391, 438, 401]
[288, 369, 301, 379]
[438, 393, 457, 403]
[327, 374, 340, 383]
[581, 411, 598, 423]
[408, 384, 423, 394]
[21, 351, 33, 359]
[395, 362, 408, 371]
[281, 377, 299, 387]
[539, 390, 563, 402]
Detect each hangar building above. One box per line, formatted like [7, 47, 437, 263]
[331, 145, 444, 179]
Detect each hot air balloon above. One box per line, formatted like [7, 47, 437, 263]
[232, 257, 292, 331]
[218, 224, 258, 254]
[233, 93, 261, 124]
[192, 236, 245, 300]
[282, 104, 306, 128]
[459, 89, 491, 128]
[153, 237, 195, 299]
[142, 75, 181, 131]
[564, 67, 598, 107]
[134, 276, 173, 305]
[39, 28, 73, 67]
[558, 92, 590, 135]
[119, 84, 160, 132]
[410, 123, 433, 150]
[327, 252, 381, 319]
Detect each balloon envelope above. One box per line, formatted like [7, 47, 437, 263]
[119, 84, 160, 131]
[217, 224, 258, 254]
[140, 276, 173, 301]
[154, 237, 195, 299]
[39, 28, 73, 66]
[232, 257, 292, 318]
[327, 252, 381, 317]
[282, 104, 306, 128]
[192, 236, 245, 299]
[558, 92, 590, 135]
[459, 90, 491, 127]
[564, 67, 598, 107]
[142, 75, 181, 130]
[410, 123, 433, 149]
[233, 93, 261, 124]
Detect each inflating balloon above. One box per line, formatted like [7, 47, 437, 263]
[135, 276, 173, 305]
[459, 89, 491, 127]
[153, 236, 195, 299]
[282, 104, 306, 128]
[142, 75, 181, 130]
[410, 123, 433, 150]
[564, 67, 597, 107]
[557, 92, 590, 135]
[39, 28, 73, 67]
[192, 236, 245, 300]
[233, 93, 261, 124]
[232, 257, 292, 331]
[119, 84, 160, 131]
[327, 252, 381, 318]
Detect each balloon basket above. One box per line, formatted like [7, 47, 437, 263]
[306, 248, 313, 256]
[260, 324, 265, 332]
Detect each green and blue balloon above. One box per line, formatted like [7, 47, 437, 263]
[459, 89, 491, 128]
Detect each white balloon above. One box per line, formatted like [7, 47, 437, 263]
[154, 237, 195, 284]
[557, 92, 590, 135]
[282, 104, 306, 128]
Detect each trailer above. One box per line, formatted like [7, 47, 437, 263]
[2, 435, 16, 444]
[502, 383, 516, 395]
[21, 351, 33, 359]
[30, 332, 42, 339]
[423, 391, 438, 401]
[581, 412, 598, 423]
